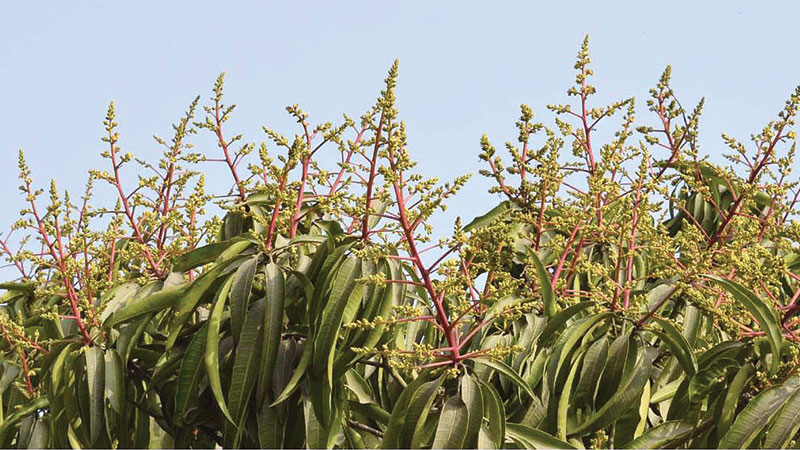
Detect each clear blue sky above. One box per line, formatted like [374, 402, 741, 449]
[2, 1, 800, 238]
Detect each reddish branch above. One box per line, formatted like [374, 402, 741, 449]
[107, 136, 163, 278]
[212, 97, 247, 202]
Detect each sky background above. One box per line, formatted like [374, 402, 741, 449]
[2, 1, 800, 248]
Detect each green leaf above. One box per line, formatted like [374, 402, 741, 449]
[313, 256, 361, 385]
[205, 275, 235, 423]
[105, 285, 185, 327]
[570, 348, 653, 436]
[538, 301, 594, 345]
[167, 246, 246, 351]
[85, 345, 105, 445]
[505, 423, 576, 449]
[97, 282, 139, 323]
[432, 395, 468, 449]
[381, 371, 434, 448]
[230, 254, 259, 344]
[257, 263, 285, 404]
[174, 324, 209, 422]
[557, 357, 581, 440]
[257, 402, 284, 449]
[463, 200, 513, 232]
[228, 298, 265, 443]
[303, 392, 339, 450]
[27, 419, 49, 449]
[708, 276, 783, 374]
[270, 342, 312, 407]
[574, 335, 608, 408]
[0, 398, 48, 442]
[546, 313, 611, 394]
[620, 420, 696, 449]
[475, 358, 534, 399]
[103, 350, 124, 415]
[460, 374, 484, 449]
[172, 236, 249, 272]
[719, 376, 800, 448]
[651, 317, 697, 376]
[763, 384, 800, 449]
[530, 249, 556, 318]
[477, 378, 505, 449]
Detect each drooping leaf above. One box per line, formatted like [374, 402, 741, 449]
[538, 301, 595, 345]
[432, 395, 468, 449]
[174, 324, 209, 422]
[505, 423, 576, 449]
[570, 347, 653, 436]
[475, 357, 534, 399]
[172, 236, 249, 272]
[105, 285, 185, 327]
[530, 249, 557, 318]
[313, 256, 361, 385]
[651, 316, 697, 376]
[270, 342, 312, 407]
[719, 376, 800, 448]
[205, 275, 235, 423]
[763, 385, 800, 449]
[84, 345, 105, 445]
[463, 200, 513, 232]
[230, 254, 259, 343]
[460, 374, 484, 449]
[228, 298, 265, 444]
[103, 349, 124, 415]
[167, 245, 248, 350]
[620, 420, 696, 449]
[257, 262, 286, 404]
[708, 276, 783, 374]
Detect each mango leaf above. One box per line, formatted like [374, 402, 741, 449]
[505, 423, 576, 449]
[530, 249, 556, 318]
[538, 301, 594, 345]
[574, 335, 608, 408]
[172, 236, 249, 272]
[105, 285, 185, 327]
[257, 401, 284, 449]
[557, 358, 581, 440]
[719, 376, 800, 448]
[477, 378, 505, 449]
[167, 246, 247, 351]
[763, 384, 800, 449]
[174, 324, 209, 422]
[228, 299, 265, 444]
[85, 345, 105, 445]
[432, 395, 468, 449]
[570, 348, 653, 436]
[463, 200, 513, 232]
[620, 420, 696, 449]
[257, 263, 285, 404]
[708, 276, 783, 374]
[474, 357, 534, 399]
[97, 282, 139, 323]
[313, 256, 361, 385]
[205, 275, 235, 423]
[270, 343, 312, 407]
[651, 317, 697, 376]
[460, 374, 484, 449]
[230, 254, 259, 344]
[103, 350, 124, 415]
[381, 371, 434, 448]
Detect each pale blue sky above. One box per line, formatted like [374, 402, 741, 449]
[2, 1, 799, 237]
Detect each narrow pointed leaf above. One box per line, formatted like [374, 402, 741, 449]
[505, 423, 576, 449]
[174, 325, 209, 422]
